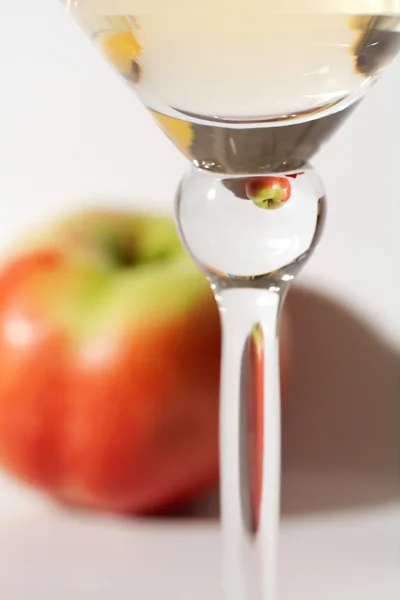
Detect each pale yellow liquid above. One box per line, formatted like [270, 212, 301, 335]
[69, 0, 400, 118]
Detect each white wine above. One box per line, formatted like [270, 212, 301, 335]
[68, 1, 400, 171]
[70, 0, 400, 118]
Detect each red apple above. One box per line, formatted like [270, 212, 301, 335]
[246, 177, 292, 210]
[0, 210, 291, 514]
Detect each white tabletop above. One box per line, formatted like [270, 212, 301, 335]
[0, 1, 399, 598]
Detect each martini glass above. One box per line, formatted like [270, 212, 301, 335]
[61, 2, 400, 599]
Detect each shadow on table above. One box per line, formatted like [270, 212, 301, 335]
[187, 284, 400, 520]
[281, 285, 399, 516]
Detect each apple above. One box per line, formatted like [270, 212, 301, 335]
[0, 210, 291, 514]
[246, 176, 292, 210]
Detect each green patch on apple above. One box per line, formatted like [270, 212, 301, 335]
[11, 210, 211, 342]
[245, 176, 292, 211]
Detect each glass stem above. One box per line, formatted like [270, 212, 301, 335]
[217, 287, 281, 600]
[175, 164, 324, 600]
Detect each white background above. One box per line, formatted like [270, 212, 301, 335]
[0, 1, 399, 599]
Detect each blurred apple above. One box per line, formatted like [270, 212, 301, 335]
[0, 210, 291, 514]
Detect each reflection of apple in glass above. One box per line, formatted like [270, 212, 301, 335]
[0, 210, 291, 513]
[246, 177, 292, 210]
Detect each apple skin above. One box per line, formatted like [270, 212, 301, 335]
[246, 177, 291, 210]
[0, 210, 291, 514]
